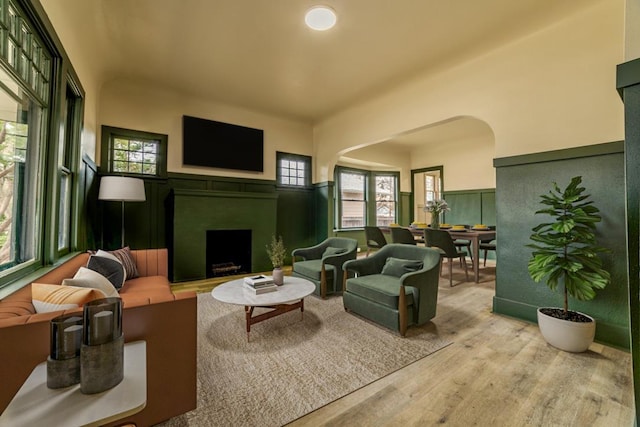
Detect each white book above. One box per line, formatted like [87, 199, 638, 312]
[244, 275, 274, 286]
[243, 282, 277, 294]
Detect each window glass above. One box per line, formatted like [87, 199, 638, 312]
[101, 126, 167, 178]
[340, 171, 366, 228]
[0, 75, 44, 272]
[276, 152, 311, 187]
[375, 175, 396, 226]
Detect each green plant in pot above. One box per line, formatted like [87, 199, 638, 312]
[527, 176, 610, 352]
[266, 235, 286, 286]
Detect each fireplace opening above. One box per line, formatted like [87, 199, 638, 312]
[206, 229, 251, 278]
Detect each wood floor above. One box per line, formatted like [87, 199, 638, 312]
[171, 262, 635, 427]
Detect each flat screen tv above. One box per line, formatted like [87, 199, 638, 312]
[183, 115, 264, 172]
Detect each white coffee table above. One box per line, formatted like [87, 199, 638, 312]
[212, 276, 315, 341]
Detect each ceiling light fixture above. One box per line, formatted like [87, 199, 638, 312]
[305, 6, 337, 31]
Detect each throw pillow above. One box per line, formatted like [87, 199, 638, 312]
[109, 247, 139, 279]
[323, 247, 347, 257]
[32, 283, 106, 314]
[63, 266, 120, 297]
[381, 257, 424, 278]
[86, 255, 126, 289]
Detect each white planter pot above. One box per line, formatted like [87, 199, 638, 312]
[536, 308, 596, 353]
[272, 268, 284, 286]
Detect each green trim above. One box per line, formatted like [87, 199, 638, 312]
[172, 188, 278, 200]
[167, 171, 276, 188]
[617, 57, 640, 98]
[494, 141, 624, 168]
[443, 188, 495, 195]
[101, 125, 168, 178]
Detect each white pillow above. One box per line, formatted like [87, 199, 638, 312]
[62, 267, 119, 298]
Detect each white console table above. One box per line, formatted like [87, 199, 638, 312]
[0, 340, 147, 427]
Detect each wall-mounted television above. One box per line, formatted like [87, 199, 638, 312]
[182, 115, 264, 172]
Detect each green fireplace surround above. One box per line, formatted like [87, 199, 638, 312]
[493, 141, 629, 349]
[169, 189, 278, 282]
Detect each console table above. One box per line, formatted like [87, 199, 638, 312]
[0, 340, 147, 427]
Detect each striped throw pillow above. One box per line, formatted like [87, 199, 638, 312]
[109, 247, 139, 279]
[32, 283, 106, 314]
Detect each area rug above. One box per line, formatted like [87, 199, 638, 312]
[157, 292, 452, 427]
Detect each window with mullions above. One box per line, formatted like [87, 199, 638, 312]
[336, 167, 398, 229]
[375, 175, 397, 226]
[0, 67, 45, 273]
[101, 126, 168, 178]
[276, 152, 311, 187]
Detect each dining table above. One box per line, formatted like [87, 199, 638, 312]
[380, 226, 496, 283]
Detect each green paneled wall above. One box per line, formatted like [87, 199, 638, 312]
[443, 189, 496, 227]
[493, 142, 629, 349]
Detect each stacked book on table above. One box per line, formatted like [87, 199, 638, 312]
[243, 275, 278, 294]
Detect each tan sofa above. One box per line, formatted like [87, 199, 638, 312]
[0, 249, 197, 427]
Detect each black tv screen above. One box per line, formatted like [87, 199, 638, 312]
[183, 115, 264, 172]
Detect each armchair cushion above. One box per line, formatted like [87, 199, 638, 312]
[323, 247, 347, 257]
[381, 257, 423, 278]
[346, 274, 415, 309]
[292, 260, 336, 282]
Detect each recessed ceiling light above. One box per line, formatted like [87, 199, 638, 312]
[305, 6, 337, 31]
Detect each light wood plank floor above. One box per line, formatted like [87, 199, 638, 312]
[172, 262, 634, 427]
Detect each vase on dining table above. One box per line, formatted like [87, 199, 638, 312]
[430, 213, 440, 230]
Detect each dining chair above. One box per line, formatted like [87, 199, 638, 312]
[364, 226, 387, 256]
[452, 225, 473, 264]
[424, 228, 469, 286]
[479, 225, 497, 266]
[390, 227, 417, 245]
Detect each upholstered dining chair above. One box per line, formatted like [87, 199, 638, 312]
[364, 226, 387, 256]
[424, 228, 469, 286]
[452, 225, 473, 263]
[390, 227, 417, 245]
[342, 244, 441, 336]
[479, 225, 497, 266]
[291, 237, 358, 298]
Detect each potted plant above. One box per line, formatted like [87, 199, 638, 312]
[527, 176, 610, 352]
[266, 235, 286, 285]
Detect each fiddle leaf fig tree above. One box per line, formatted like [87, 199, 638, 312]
[527, 176, 610, 318]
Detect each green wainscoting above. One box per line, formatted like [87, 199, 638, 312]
[97, 172, 319, 281]
[493, 141, 629, 349]
[443, 189, 496, 227]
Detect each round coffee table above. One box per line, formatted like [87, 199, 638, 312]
[212, 276, 315, 341]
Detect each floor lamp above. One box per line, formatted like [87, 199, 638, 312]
[98, 176, 146, 248]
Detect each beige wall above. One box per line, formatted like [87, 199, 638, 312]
[314, 0, 624, 186]
[625, 0, 640, 60]
[99, 78, 313, 179]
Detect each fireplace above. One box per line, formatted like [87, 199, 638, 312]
[206, 229, 251, 278]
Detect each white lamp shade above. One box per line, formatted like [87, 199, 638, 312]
[98, 176, 146, 202]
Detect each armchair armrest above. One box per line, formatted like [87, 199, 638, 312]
[343, 256, 385, 277]
[291, 243, 326, 261]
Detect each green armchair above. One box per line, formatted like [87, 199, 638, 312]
[342, 244, 441, 336]
[291, 237, 358, 298]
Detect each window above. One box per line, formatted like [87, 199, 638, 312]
[101, 126, 168, 178]
[336, 167, 398, 229]
[424, 173, 441, 203]
[276, 152, 311, 187]
[375, 175, 397, 226]
[339, 170, 366, 228]
[58, 83, 82, 252]
[0, 60, 46, 273]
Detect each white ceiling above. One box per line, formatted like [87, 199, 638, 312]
[43, 0, 600, 123]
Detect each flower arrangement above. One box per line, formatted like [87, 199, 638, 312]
[423, 199, 450, 229]
[423, 199, 450, 215]
[266, 235, 286, 268]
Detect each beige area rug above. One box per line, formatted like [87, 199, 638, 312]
[158, 292, 452, 427]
